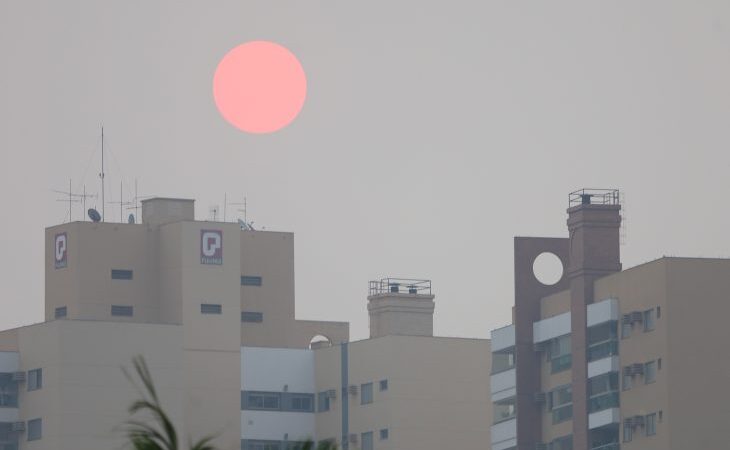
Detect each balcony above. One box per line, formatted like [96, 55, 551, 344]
[491, 417, 516, 450]
[587, 298, 619, 327]
[533, 312, 571, 344]
[491, 324, 515, 352]
[490, 368, 516, 402]
[589, 408, 620, 429]
[588, 356, 619, 378]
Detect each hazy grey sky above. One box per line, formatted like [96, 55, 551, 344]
[1, 1, 729, 339]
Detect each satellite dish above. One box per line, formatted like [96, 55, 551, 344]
[88, 208, 101, 223]
[128, 214, 136, 224]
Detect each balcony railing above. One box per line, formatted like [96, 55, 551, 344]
[368, 278, 431, 296]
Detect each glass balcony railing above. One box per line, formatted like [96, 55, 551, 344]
[587, 340, 618, 362]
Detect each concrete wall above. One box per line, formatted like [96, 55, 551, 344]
[315, 335, 492, 450]
[595, 258, 669, 450]
[664, 258, 730, 450]
[16, 320, 184, 450]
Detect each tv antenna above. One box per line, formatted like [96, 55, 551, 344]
[53, 179, 97, 222]
[110, 180, 133, 223]
[223, 194, 247, 223]
[125, 178, 153, 224]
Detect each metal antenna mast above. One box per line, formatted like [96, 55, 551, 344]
[111, 180, 132, 222]
[100, 126, 106, 222]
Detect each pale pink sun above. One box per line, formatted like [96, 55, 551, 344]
[213, 41, 307, 134]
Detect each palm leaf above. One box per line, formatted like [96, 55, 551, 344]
[124, 355, 216, 450]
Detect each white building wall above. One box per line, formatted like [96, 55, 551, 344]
[241, 412, 316, 442]
[241, 347, 315, 392]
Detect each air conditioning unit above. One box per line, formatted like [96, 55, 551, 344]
[630, 311, 644, 323]
[11, 422, 25, 432]
[11, 371, 25, 382]
[533, 392, 546, 404]
[533, 342, 545, 353]
[327, 389, 337, 399]
[349, 434, 358, 444]
[348, 385, 358, 396]
[632, 415, 645, 427]
[623, 417, 634, 428]
[623, 366, 633, 376]
[621, 314, 631, 325]
[631, 363, 644, 375]
[535, 443, 548, 450]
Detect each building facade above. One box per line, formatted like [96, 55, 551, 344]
[489, 189, 730, 450]
[0, 197, 492, 450]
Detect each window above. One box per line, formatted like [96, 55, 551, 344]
[54, 306, 67, 319]
[288, 394, 314, 412]
[587, 321, 619, 361]
[111, 305, 133, 317]
[241, 276, 262, 286]
[27, 418, 42, 441]
[318, 392, 330, 412]
[643, 309, 655, 331]
[623, 423, 632, 442]
[646, 413, 657, 436]
[621, 320, 632, 339]
[242, 391, 281, 411]
[28, 368, 42, 391]
[379, 379, 388, 391]
[588, 373, 619, 413]
[492, 347, 515, 373]
[380, 429, 389, 440]
[0, 373, 19, 407]
[361, 431, 373, 450]
[658, 358, 662, 370]
[549, 385, 573, 424]
[548, 335, 572, 373]
[656, 306, 661, 318]
[111, 269, 133, 280]
[241, 312, 263, 323]
[242, 440, 281, 450]
[200, 303, 222, 314]
[361, 382, 373, 405]
[622, 370, 632, 391]
[550, 435, 573, 450]
[493, 396, 517, 423]
[645, 361, 656, 384]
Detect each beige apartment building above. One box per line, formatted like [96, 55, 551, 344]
[0, 197, 492, 450]
[489, 189, 730, 450]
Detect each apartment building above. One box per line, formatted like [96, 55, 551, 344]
[0, 197, 492, 450]
[489, 189, 730, 450]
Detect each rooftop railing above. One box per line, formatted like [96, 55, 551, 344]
[368, 278, 431, 296]
[569, 189, 620, 207]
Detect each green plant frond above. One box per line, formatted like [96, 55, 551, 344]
[189, 435, 217, 450]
